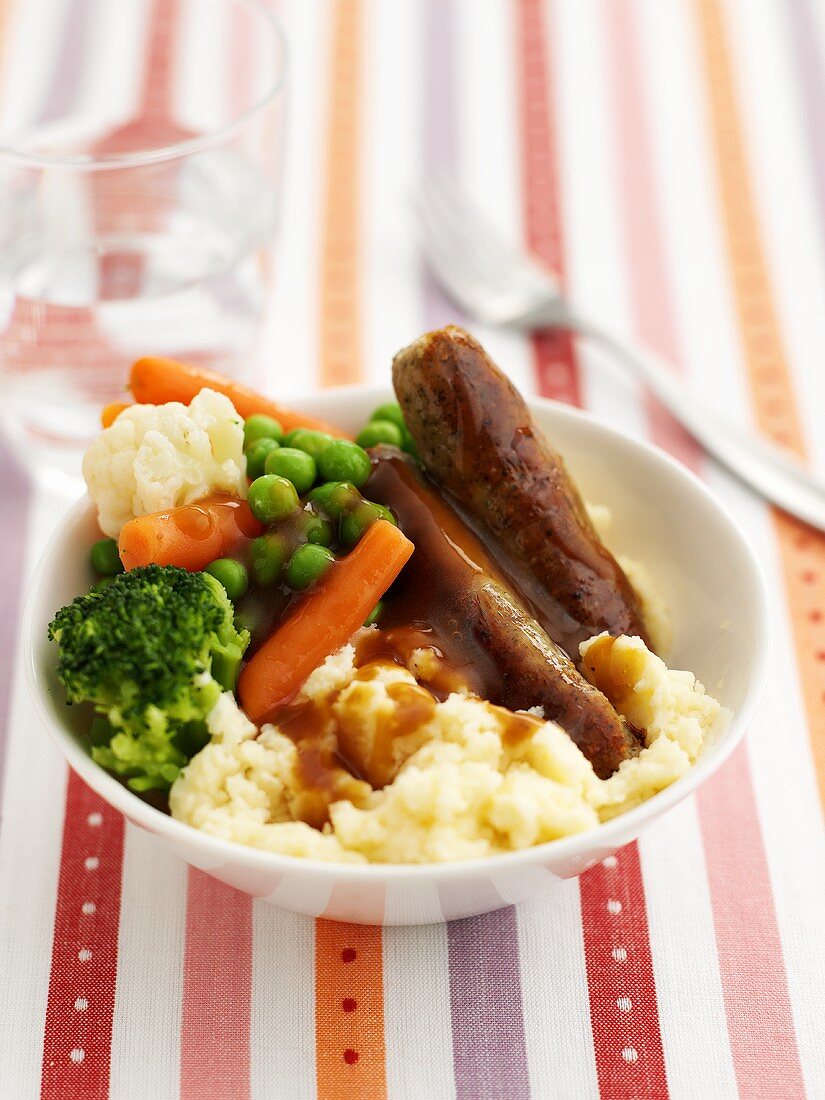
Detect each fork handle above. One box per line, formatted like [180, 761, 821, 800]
[563, 312, 825, 532]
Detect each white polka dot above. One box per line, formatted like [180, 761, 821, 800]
[603, 856, 618, 870]
[78, 948, 92, 962]
[69, 1048, 85, 1064]
[74, 997, 88, 1012]
[607, 898, 623, 915]
[84, 856, 99, 871]
[81, 901, 96, 916]
[617, 996, 632, 1013]
[611, 946, 628, 963]
[621, 1047, 639, 1063]
[87, 812, 103, 827]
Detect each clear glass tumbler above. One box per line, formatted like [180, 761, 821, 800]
[0, 0, 287, 486]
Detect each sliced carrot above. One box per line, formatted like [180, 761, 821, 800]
[238, 520, 414, 723]
[118, 497, 263, 573]
[101, 401, 131, 427]
[130, 357, 349, 438]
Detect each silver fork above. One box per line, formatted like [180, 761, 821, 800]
[415, 176, 825, 533]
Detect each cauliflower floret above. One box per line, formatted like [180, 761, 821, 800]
[83, 389, 247, 536]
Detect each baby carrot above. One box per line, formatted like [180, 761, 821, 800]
[238, 520, 414, 723]
[118, 497, 264, 573]
[130, 357, 348, 438]
[101, 402, 131, 427]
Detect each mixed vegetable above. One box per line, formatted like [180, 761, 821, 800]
[50, 358, 416, 796]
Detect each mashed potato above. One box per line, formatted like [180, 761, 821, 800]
[170, 636, 724, 864]
[83, 388, 247, 536]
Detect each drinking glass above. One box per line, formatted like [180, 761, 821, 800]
[0, 0, 287, 487]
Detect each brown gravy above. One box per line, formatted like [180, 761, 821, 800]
[361, 451, 515, 701]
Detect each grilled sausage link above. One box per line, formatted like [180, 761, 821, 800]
[392, 326, 650, 662]
[365, 448, 640, 778]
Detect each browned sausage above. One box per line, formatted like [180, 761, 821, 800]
[392, 326, 650, 662]
[365, 448, 639, 778]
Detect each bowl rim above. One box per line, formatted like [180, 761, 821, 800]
[22, 387, 772, 882]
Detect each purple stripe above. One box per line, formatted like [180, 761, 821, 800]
[421, 0, 468, 330]
[784, 0, 825, 248]
[420, 1, 530, 1095]
[39, 0, 92, 123]
[447, 908, 531, 1100]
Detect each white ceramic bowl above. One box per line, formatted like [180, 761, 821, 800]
[23, 388, 770, 925]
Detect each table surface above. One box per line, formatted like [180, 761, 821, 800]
[2, 1, 825, 1098]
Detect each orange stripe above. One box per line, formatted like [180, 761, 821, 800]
[318, 0, 363, 387]
[694, 0, 825, 809]
[314, 4, 386, 1097]
[315, 912, 387, 1100]
[0, 0, 13, 78]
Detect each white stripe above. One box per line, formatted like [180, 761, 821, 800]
[384, 921, 455, 1100]
[0, 488, 75, 1097]
[108, 826, 187, 1100]
[637, 0, 753, 434]
[456, 0, 533, 396]
[250, 903, 316, 1100]
[554, 0, 645, 439]
[361, 0, 421, 387]
[179, 0, 228, 132]
[639, 802, 738, 1097]
[0, 0, 66, 132]
[79, 0, 149, 133]
[517, 879, 599, 1097]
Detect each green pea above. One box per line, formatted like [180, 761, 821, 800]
[244, 437, 280, 480]
[250, 533, 289, 586]
[356, 420, 403, 449]
[244, 414, 283, 447]
[247, 475, 300, 525]
[285, 543, 335, 590]
[205, 558, 249, 601]
[90, 537, 124, 576]
[318, 440, 372, 487]
[341, 500, 398, 547]
[370, 402, 406, 430]
[307, 481, 361, 517]
[373, 503, 397, 526]
[300, 510, 335, 547]
[339, 501, 378, 546]
[364, 600, 384, 626]
[282, 428, 334, 462]
[264, 446, 317, 493]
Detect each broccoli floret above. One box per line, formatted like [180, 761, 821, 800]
[48, 564, 250, 793]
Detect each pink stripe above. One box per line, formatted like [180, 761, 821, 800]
[604, 5, 806, 1095]
[180, 870, 252, 1100]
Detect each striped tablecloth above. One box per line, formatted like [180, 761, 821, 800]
[1, 1, 824, 1097]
